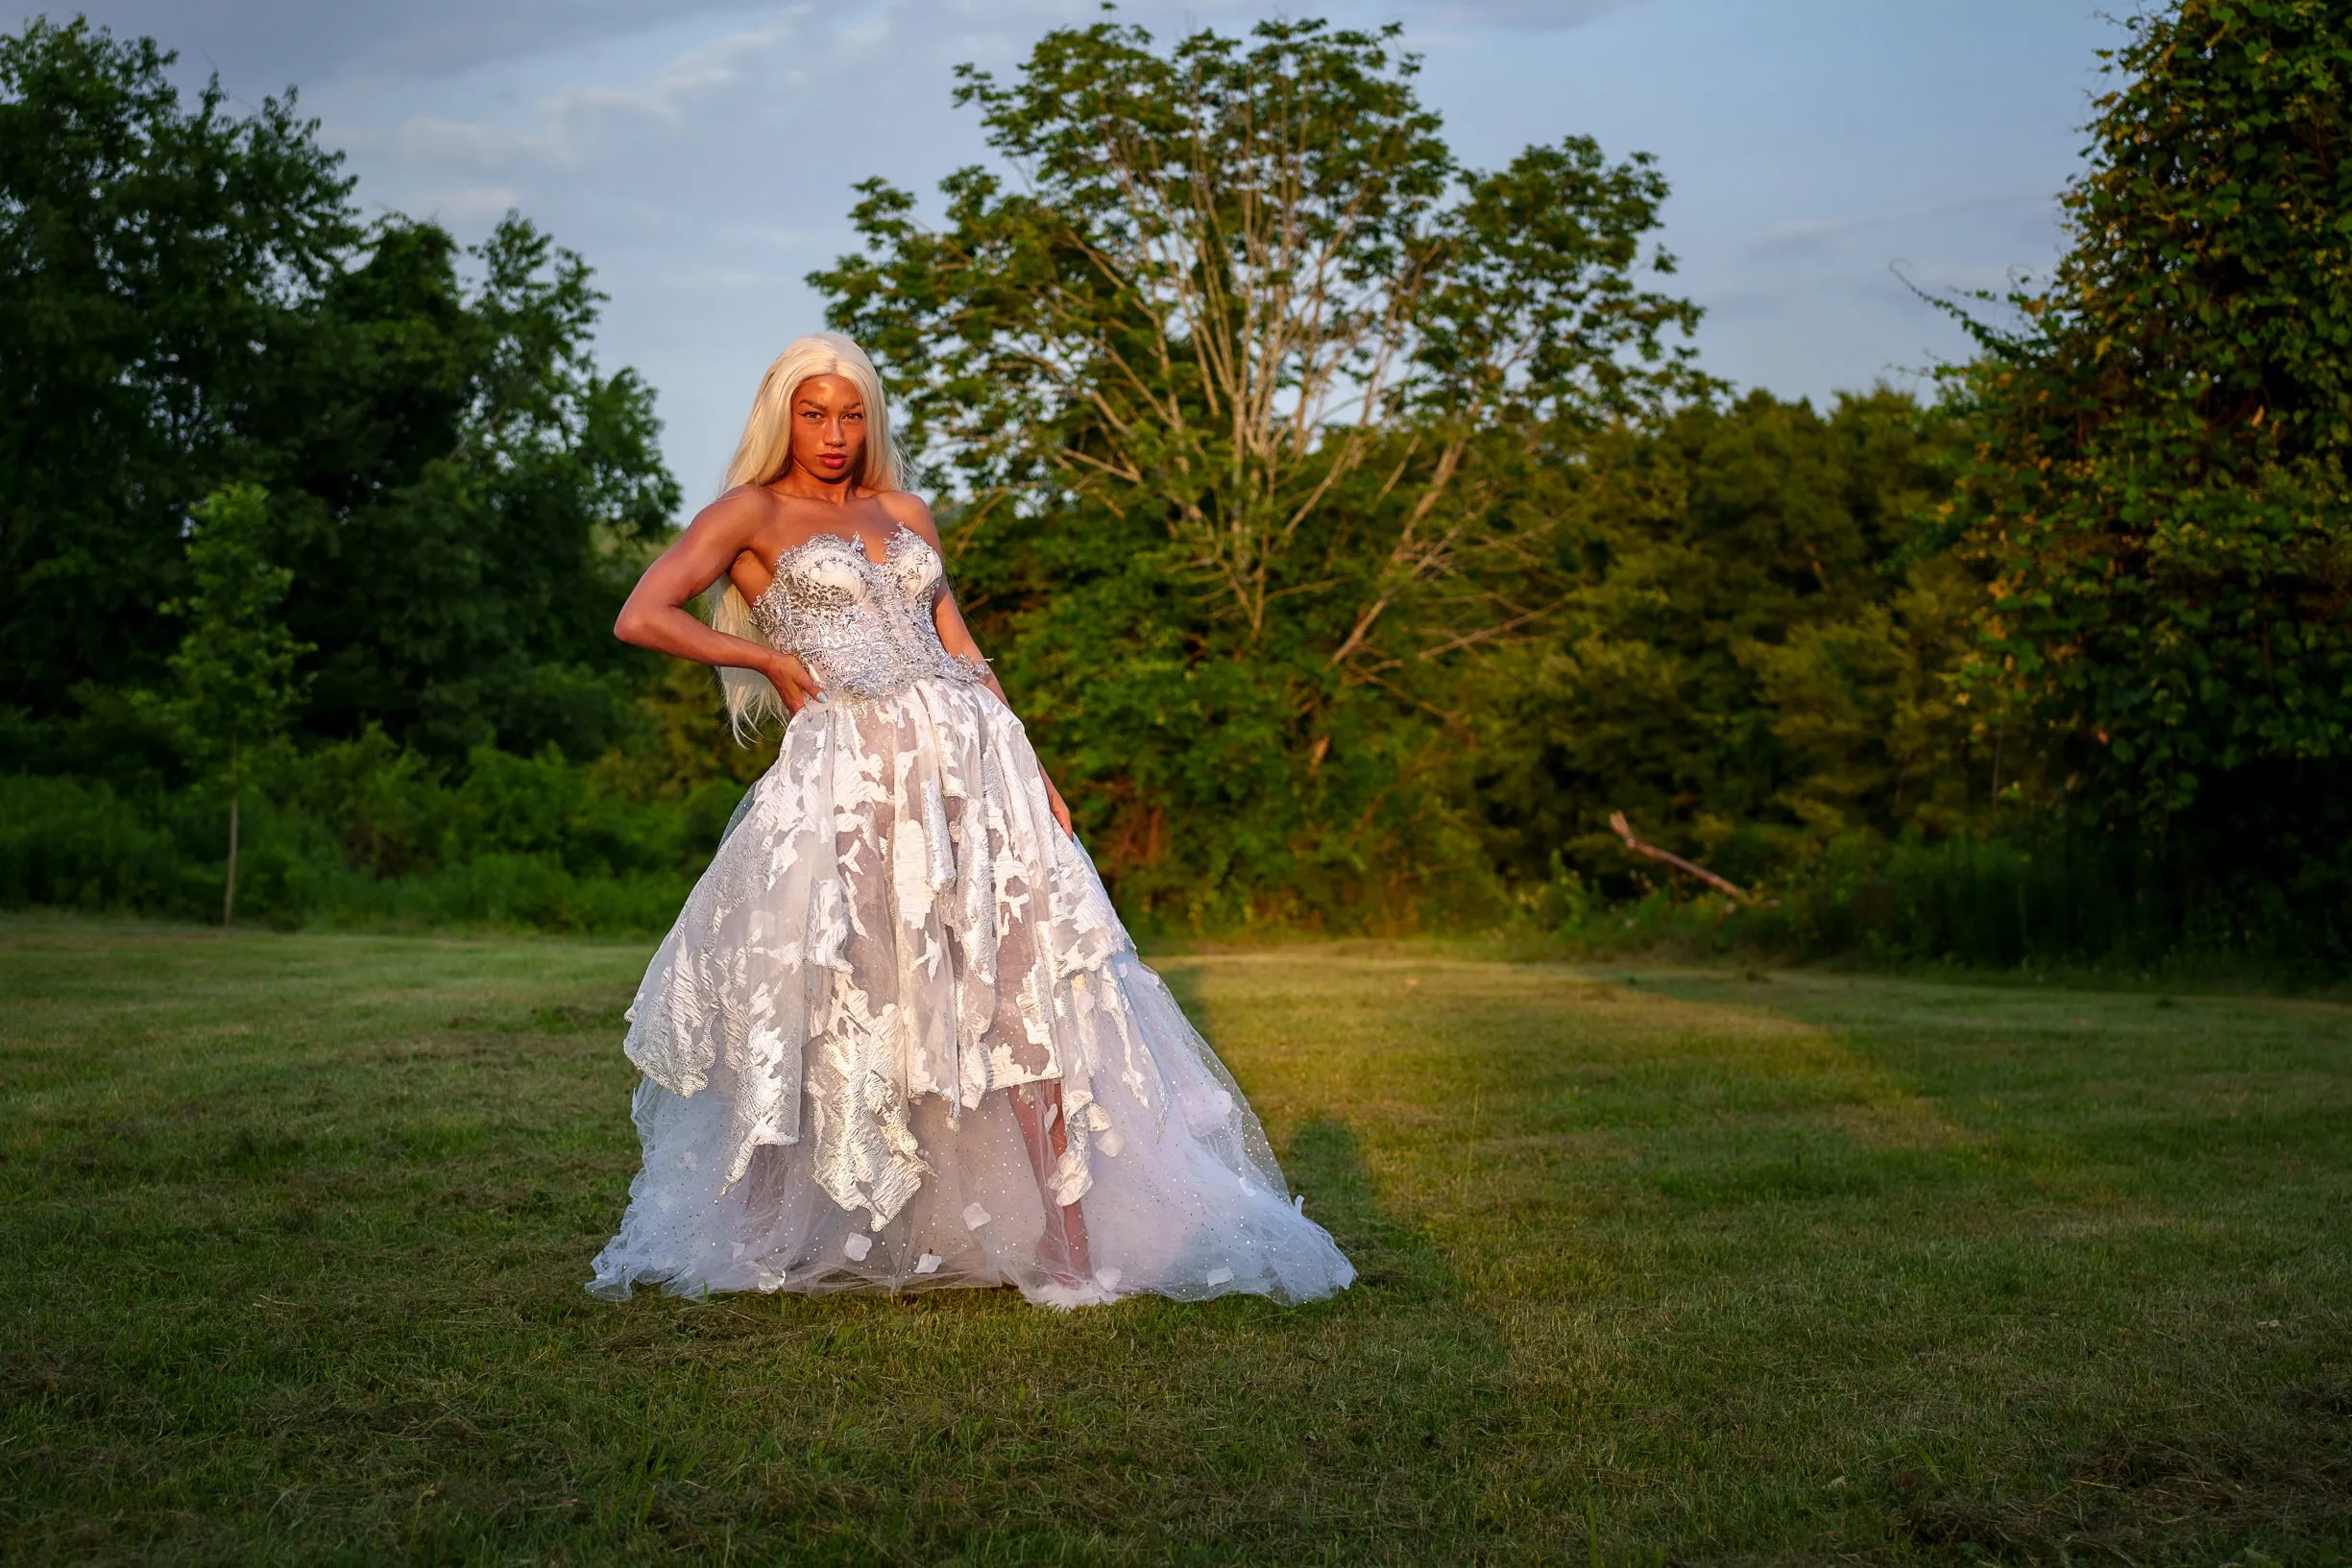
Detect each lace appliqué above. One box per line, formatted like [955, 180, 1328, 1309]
[587, 508, 1363, 1307]
[608, 525, 1184, 1235]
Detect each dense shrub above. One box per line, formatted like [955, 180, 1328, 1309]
[1527, 825, 2350, 980]
[0, 739, 741, 935]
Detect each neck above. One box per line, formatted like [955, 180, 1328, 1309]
[768, 465, 859, 505]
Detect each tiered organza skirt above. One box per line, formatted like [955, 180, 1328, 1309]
[588, 679, 1353, 1308]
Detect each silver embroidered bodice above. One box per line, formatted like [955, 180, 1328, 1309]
[751, 525, 989, 700]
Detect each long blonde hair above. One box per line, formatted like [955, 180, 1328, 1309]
[711, 332, 908, 737]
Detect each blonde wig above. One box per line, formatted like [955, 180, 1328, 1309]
[710, 332, 908, 737]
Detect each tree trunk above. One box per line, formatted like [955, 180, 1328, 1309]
[223, 741, 240, 930]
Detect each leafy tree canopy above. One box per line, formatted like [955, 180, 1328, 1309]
[0, 17, 679, 762]
[164, 483, 310, 766]
[0, 16, 352, 703]
[814, 17, 1704, 922]
[1475, 389, 1975, 895]
[1951, 0, 2352, 829]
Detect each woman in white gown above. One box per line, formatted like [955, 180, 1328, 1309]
[589, 333, 1354, 1309]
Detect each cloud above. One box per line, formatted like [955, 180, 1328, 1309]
[9, 0, 788, 89]
[1399, 0, 1643, 33]
[400, 184, 524, 224]
[15, 0, 1647, 104]
[309, 0, 1648, 195]
[329, 11, 810, 174]
[3, 0, 2105, 491]
[337, 116, 552, 171]
[1746, 186, 2056, 259]
[665, 264, 786, 289]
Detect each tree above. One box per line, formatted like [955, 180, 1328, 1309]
[0, 18, 354, 711]
[813, 17, 1700, 923]
[1, 16, 680, 764]
[1949, 0, 2352, 838]
[165, 484, 310, 926]
[270, 215, 682, 760]
[1471, 390, 1975, 895]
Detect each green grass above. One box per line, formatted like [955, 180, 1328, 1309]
[2, 914, 2346, 1565]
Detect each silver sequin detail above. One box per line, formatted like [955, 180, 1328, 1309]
[750, 526, 990, 701]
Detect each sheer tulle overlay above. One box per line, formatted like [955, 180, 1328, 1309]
[589, 531, 1353, 1309]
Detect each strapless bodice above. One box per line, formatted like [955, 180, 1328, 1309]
[751, 525, 988, 701]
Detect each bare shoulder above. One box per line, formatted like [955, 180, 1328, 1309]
[688, 484, 781, 543]
[872, 489, 942, 545]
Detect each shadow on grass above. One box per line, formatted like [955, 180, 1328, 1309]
[555, 1115, 1526, 1562]
[1259, 1115, 1522, 1551]
[1284, 1116, 1456, 1299]
[1147, 957, 1525, 1551]
[552, 1018, 1524, 1557]
[25, 929, 2351, 1560]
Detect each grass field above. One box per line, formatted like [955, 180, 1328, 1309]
[2, 915, 2347, 1565]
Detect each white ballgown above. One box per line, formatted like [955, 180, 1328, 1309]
[588, 525, 1355, 1308]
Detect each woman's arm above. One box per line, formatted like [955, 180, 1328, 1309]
[614, 489, 823, 714]
[882, 494, 1076, 839]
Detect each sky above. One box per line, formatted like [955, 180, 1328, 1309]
[12, 0, 2129, 504]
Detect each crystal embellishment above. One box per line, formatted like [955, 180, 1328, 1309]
[750, 526, 990, 702]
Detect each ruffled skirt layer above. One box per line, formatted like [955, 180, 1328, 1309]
[588, 679, 1353, 1308]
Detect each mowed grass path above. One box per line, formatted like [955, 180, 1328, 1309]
[3, 917, 2347, 1565]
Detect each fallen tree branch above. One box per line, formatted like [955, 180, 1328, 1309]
[1608, 812, 1773, 908]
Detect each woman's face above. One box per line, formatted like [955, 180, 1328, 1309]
[788, 373, 867, 486]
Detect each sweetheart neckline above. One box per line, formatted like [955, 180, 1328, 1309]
[764, 520, 926, 576]
[751, 522, 938, 623]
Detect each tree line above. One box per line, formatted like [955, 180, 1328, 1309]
[5, 4, 2348, 969]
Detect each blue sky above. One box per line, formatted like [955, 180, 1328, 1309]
[15, 0, 2128, 502]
